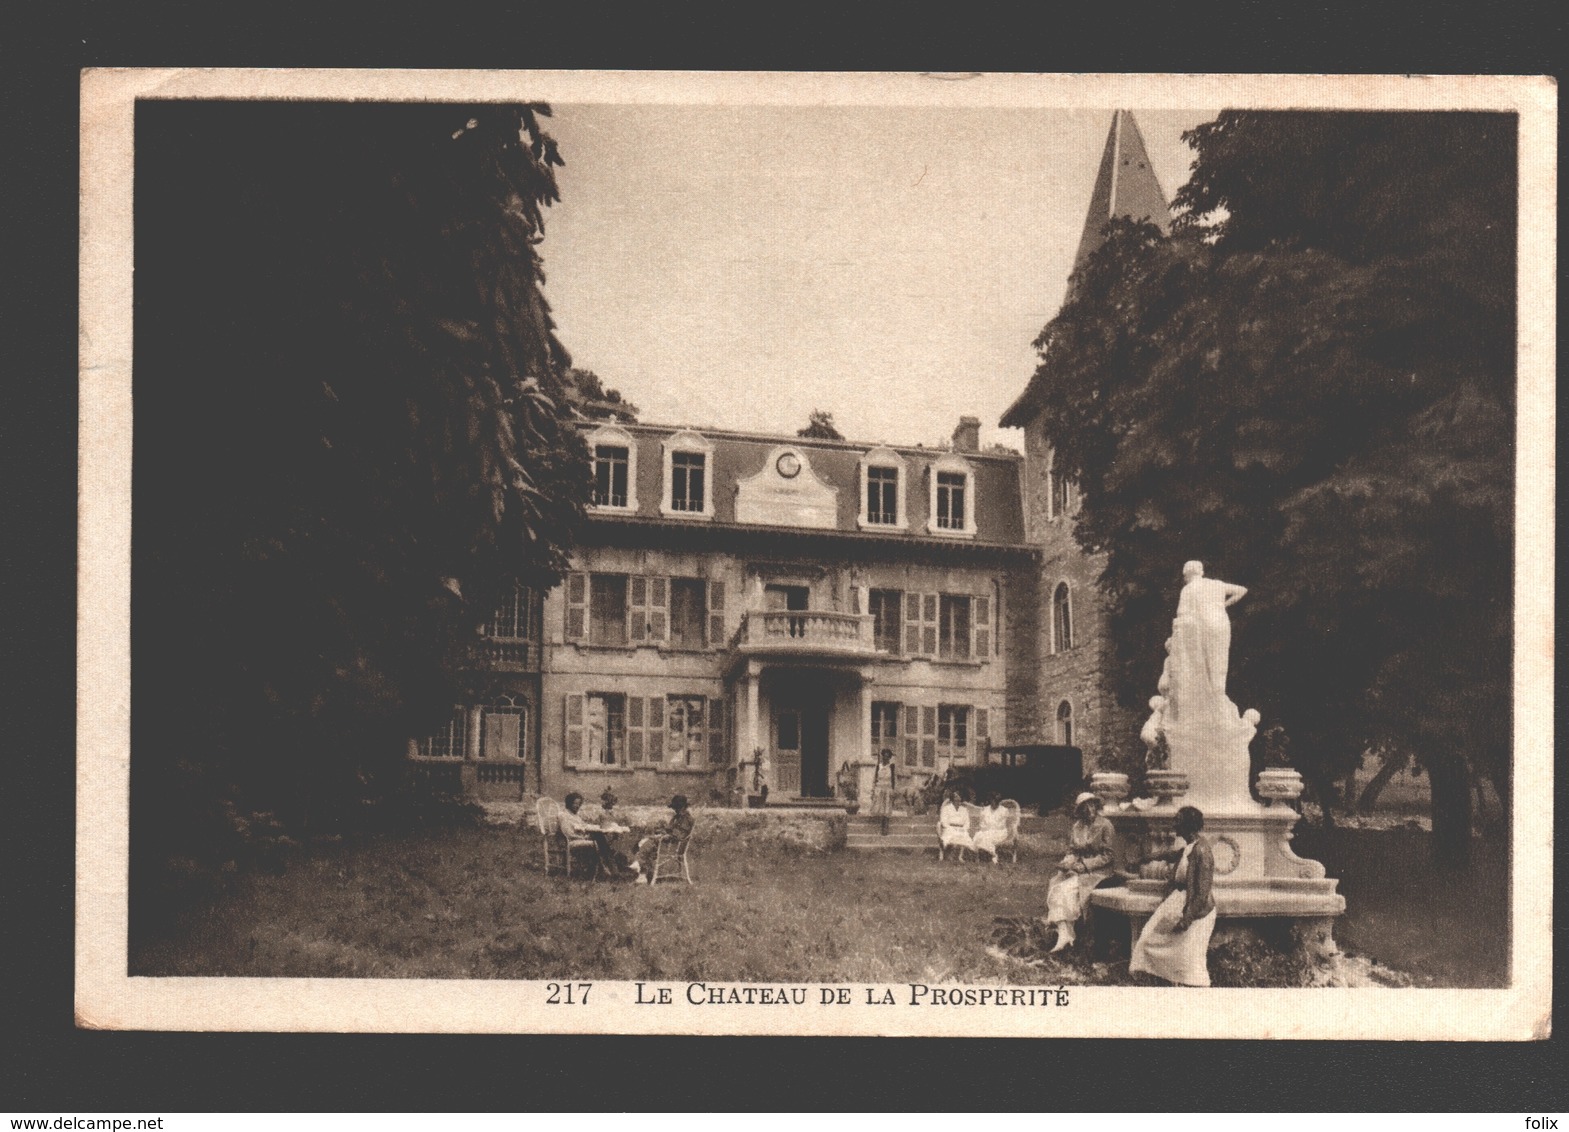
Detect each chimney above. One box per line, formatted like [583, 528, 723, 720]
[952, 415, 981, 453]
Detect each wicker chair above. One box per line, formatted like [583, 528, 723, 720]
[649, 832, 694, 885]
[964, 799, 1023, 864]
[536, 797, 601, 880]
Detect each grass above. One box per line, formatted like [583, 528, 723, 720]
[131, 816, 1509, 987]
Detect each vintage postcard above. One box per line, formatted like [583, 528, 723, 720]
[78, 70, 1554, 1038]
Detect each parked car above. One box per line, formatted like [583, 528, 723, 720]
[932, 745, 1084, 815]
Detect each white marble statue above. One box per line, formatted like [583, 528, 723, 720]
[1167, 560, 1247, 727]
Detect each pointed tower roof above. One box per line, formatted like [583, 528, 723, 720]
[1001, 111, 1172, 429]
[1071, 109, 1171, 269]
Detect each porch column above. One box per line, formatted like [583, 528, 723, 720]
[859, 678, 873, 764]
[406, 738, 419, 760]
[746, 670, 761, 765]
[465, 705, 483, 762]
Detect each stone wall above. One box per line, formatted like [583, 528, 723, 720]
[1017, 418, 1139, 770]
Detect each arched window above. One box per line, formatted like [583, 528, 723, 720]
[481, 694, 528, 761]
[585, 424, 639, 512]
[1052, 582, 1073, 653]
[1056, 700, 1074, 746]
[927, 454, 977, 538]
[660, 430, 715, 519]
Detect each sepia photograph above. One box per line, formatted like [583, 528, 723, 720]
[77, 70, 1553, 1038]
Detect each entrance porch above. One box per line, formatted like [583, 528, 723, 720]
[730, 659, 876, 807]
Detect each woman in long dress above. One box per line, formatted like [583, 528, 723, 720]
[1129, 805, 1218, 986]
[869, 748, 896, 835]
[1044, 792, 1115, 952]
[938, 789, 974, 859]
[970, 792, 1010, 865]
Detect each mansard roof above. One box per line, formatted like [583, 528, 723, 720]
[583, 420, 1026, 547]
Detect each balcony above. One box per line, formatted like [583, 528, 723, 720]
[731, 610, 876, 659]
[462, 638, 539, 672]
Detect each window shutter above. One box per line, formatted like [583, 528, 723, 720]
[921, 593, 939, 656]
[628, 576, 649, 643]
[647, 696, 665, 763]
[649, 577, 669, 643]
[905, 592, 922, 654]
[904, 705, 920, 767]
[706, 579, 726, 647]
[564, 694, 585, 766]
[565, 573, 588, 642]
[975, 707, 990, 761]
[627, 695, 645, 763]
[708, 698, 726, 766]
[921, 706, 937, 767]
[973, 594, 991, 659]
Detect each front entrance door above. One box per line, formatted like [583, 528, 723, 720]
[799, 702, 830, 797]
[773, 677, 833, 799]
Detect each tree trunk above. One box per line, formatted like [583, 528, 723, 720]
[1303, 767, 1338, 828]
[1427, 751, 1473, 868]
[1355, 749, 1409, 814]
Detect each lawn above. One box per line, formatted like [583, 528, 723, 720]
[131, 815, 1509, 987]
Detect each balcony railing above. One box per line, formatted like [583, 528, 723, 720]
[463, 638, 539, 671]
[732, 610, 876, 657]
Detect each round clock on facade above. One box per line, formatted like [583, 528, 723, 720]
[776, 452, 801, 478]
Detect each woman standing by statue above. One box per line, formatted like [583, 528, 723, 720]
[1168, 561, 1247, 725]
[1129, 805, 1218, 986]
[1043, 792, 1115, 952]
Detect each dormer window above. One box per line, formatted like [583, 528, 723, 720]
[927, 455, 976, 537]
[867, 467, 898, 524]
[936, 473, 966, 529]
[585, 424, 638, 512]
[670, 452, 705, 511]
[594, 445, 629, 508]
[660, 431, 715, 519]
[857, 447, 909, 531]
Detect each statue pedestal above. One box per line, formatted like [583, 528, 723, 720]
[1091, 802, 1346, 964]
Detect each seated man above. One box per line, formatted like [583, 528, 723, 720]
[632, 794, 695, 885]
[558, 792, 618, 874]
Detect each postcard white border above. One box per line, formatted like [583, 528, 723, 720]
[78, 69, 1555, 1038]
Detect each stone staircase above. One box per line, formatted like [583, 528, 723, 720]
[844, 813, 940, 852]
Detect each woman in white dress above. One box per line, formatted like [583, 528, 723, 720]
[970, 792, 1010, 865]
[1129, 806, 1218, 986]
[1044, 792, 1116, 952]
[938, 790, 974, 859]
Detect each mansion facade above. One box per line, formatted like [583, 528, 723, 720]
[411, 416, 1061, 804]
[410, 109, 1169, 805]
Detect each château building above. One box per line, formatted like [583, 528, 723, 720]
[410, 110, 1172, 805]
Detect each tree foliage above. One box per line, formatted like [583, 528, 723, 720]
[567, 367, 640, 422]
[133, 102, 594, 907]
[798, 409, 845, 440]
[1029, 113, 1514, 864]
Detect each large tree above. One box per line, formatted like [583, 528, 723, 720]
[133, 102, 595, 906]
[1027, 112, 1514, 865]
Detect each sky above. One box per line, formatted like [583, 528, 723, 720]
[538, 105, 1216, 451]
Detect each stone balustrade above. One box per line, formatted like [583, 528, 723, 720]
[732, 610, 875, 657]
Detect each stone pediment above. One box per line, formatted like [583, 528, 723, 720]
[734, 445, 839, 529]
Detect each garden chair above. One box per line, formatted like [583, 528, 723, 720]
[535, 796, 601, 880]
[649, 831, 694, 886]
[963, 799, 1023, 864]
